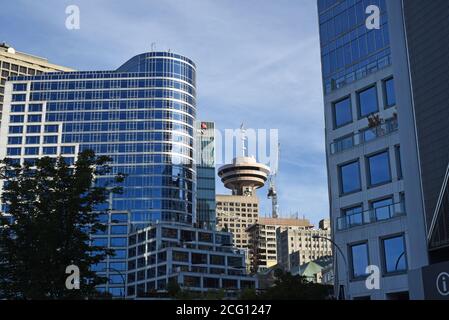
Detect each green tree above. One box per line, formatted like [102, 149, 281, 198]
[0, 150, 124, 300]
[257, 269, 333, 300]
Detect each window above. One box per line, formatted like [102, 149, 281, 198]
[42, 147, 57, 155]
[382, 235, 407, 274]
[339, 160, 361, 194]
[27, 115, 42, 123]
[111, 213, 128, 223]
[13, 83, 27, 92]
[358, 86, 378, 118]
[172, 251, 189, 262]
[333, 97, 352, 128]
[45, 125, 59, 133]
[61, 146, 75, 154]
[161, 228, 178, 239]
[12, 94, 26, 102]
[111, 225, 127, 235]
[371, 198, 394, 221]
[11, 105, 25, 113]
[395, 146, 402, 179]
[367, 151, 391, 186]
[10, 115, 24, 123]
[9, 126, 23, 134]
[342, 205, 363, 227]
[27, 125, 41, 133]
[8, 137, 22, 145]
[25, 147, 39, 155]
[210, 255, 225, 265]
[28, 104, 43, 112]
[43, 136, 58, 144]
[384, 78, 396, 108]
[7, 148, 21, 156]
[26, 136, 40, 145]
[350, 242, 369, 279]
[110, 238, 127, 247]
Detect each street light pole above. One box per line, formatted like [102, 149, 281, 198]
[313, 235, 350, 300]
[104, 267, 126, 299]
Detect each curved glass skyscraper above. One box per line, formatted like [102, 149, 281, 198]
[1, 52, 197, 227]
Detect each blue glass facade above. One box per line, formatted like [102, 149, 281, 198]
[5, 52, 197, 226]
[318, 0, 391, 94]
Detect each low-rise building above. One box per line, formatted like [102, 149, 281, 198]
[246, 217, 312, 273]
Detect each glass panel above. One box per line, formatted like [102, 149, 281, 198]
[371, 198, 394, 221]
[340, 161, 361, 194]
[351, 243, 369, 278]
[383, 236, 407, 273]
[359, 86, 378, 117]
[333, 97, 352, 127]
[384, 78, 396, 107]
[368, 151, 391, 186]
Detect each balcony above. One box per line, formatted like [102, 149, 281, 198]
[337, 202, 406, 231]
[330, 117, 398, 155]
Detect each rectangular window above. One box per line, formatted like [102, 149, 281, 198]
[10, 115, 24, 123]
[8, 137, 22, 145]
[61, 146, 75, 154]
[27, 114, 42, 123]
[43, 136, 58, 144]
[25, 147, 39, 155]
[110, 237, 127, 247]
[358, 86, 378, 118]
[28, 104, 43, 112]
[26, 136, 40, 145]
[12, 94, 26, 102]
[395, 145, 402, 180]
[42, 147, 57, 155]
[333, 96, 352, 128]
[367, 151, 391, 186]
[45, 125, 59, 133]
[384, 78, 396, 108]
[13, 83, 27, 92]
[27, 125, 41, 133]
[350, 242, 369, 279]
[7, 148, 21, 156]
[382, 235, 407, 274]
[11, 105, 25, 113]
[111, 225, 127, 235]
[9, 126, 23, 134]
[339, 160, 361, 194]
[371, 197, 394, 221]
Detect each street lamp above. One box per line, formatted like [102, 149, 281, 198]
[312, 235, 350, 300]
[103, 267, 126, 299]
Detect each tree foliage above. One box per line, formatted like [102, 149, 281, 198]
[0, 150, 124, 299]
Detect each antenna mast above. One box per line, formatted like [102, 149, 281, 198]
[268, 143, 280, 218]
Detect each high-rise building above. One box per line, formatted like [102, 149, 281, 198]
[277, 219, 332, 272]
[0, 43, 73, 119]
[387, 0, 449, 300]
[0, 51, 257, 298]
[246, 217, 312, 273]
[195, 121, 216, 230]
[318, 0, 449, 300]
[318, 0, 412, 300]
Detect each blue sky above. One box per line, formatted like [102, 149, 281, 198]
[1, 0, 328, 225]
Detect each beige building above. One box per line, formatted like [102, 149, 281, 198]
[277, 219, 332, 272]
[0, 43, 73, 118]
[246, 217, 312, 273]
[216, 195, 259, 249]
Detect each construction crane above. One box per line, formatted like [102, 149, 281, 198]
[267, 143, 280, 218]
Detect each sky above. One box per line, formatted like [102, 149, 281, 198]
[0, 0, 328, 225]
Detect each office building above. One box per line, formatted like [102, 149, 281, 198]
[318, 0, 411, 300]
[318, 0, 449, 300]
[246, 217, 311, 273]
[0, 52, 257, 297]
[126, 223, 256, 298]
[0, 43, 73, 119]
[195, 121, 216, 230]
[277, 219, 332, 272]
[387, 0, 449, 300]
